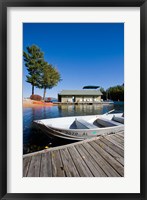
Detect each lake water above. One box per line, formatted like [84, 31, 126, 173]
[23, 102, 124, 154]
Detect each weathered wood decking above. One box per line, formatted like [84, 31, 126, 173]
[23, 131, 124, 177]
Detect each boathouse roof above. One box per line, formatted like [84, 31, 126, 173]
[58, 90, 103, 96]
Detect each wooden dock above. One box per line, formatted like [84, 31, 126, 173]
[53, 102, 114, 105]
[23, 131, 124, 177]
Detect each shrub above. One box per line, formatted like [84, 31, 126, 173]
[30, 94, 42, 101]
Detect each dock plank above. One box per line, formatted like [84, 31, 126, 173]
[100, 137, 124, 157]
[113, 133, 124, 141]
[23, 131, 124, 177]
[82, 142, 120, 177]
[76, 144, 107, 177]
[110, 135, 124, 145]
[51, 150, 65, 177]
[23, 156, 31, 177]
[105, 135, 124, 150]
[89, 141, 124, 176]
[68, 146, 93, 177]
[115, 132, 124, 139]
[40, 152, 52, 177]
[60, 148, 80, 177]
[27, 154, 41, 177]
[94, 139, 124, 165]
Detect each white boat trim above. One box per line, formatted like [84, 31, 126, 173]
[34, 113, 124, 141]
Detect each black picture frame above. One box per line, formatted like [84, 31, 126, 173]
[0, 0, 146, 199]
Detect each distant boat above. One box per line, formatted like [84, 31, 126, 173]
[33, 112, 124, 141]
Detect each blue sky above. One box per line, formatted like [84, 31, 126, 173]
[23, 23, 124, 98]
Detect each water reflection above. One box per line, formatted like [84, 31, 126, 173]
[58, 104, 116, 117]
[23, 103, 124, 154]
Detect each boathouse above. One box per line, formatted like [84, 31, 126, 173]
[58, 89, 103, 103]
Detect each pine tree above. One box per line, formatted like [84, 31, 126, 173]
[37, 62, 61, 100]
[23, 45, 44, 95]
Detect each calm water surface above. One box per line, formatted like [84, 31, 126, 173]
[23, 102, 124, 154]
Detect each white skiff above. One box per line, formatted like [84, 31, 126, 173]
[33, 112, 124, 141]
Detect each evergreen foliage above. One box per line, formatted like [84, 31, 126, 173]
[100, 87, 107, 100]
[23, 45, 44, 95]
[24, 45, 61, 100]
[37, 61, 61, 100]
[106, 84, 124, 101]
[108, 85, 124, 101]
[100, 84, 124, 101]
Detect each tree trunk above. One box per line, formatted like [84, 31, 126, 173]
[32, 85, 34, 95]
[43, 88, 46, 100]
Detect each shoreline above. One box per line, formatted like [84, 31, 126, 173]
[23, 99, 123, 108]
[23, 99, 54, 108]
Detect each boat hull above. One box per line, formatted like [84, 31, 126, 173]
[34, 114, 124, 141]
